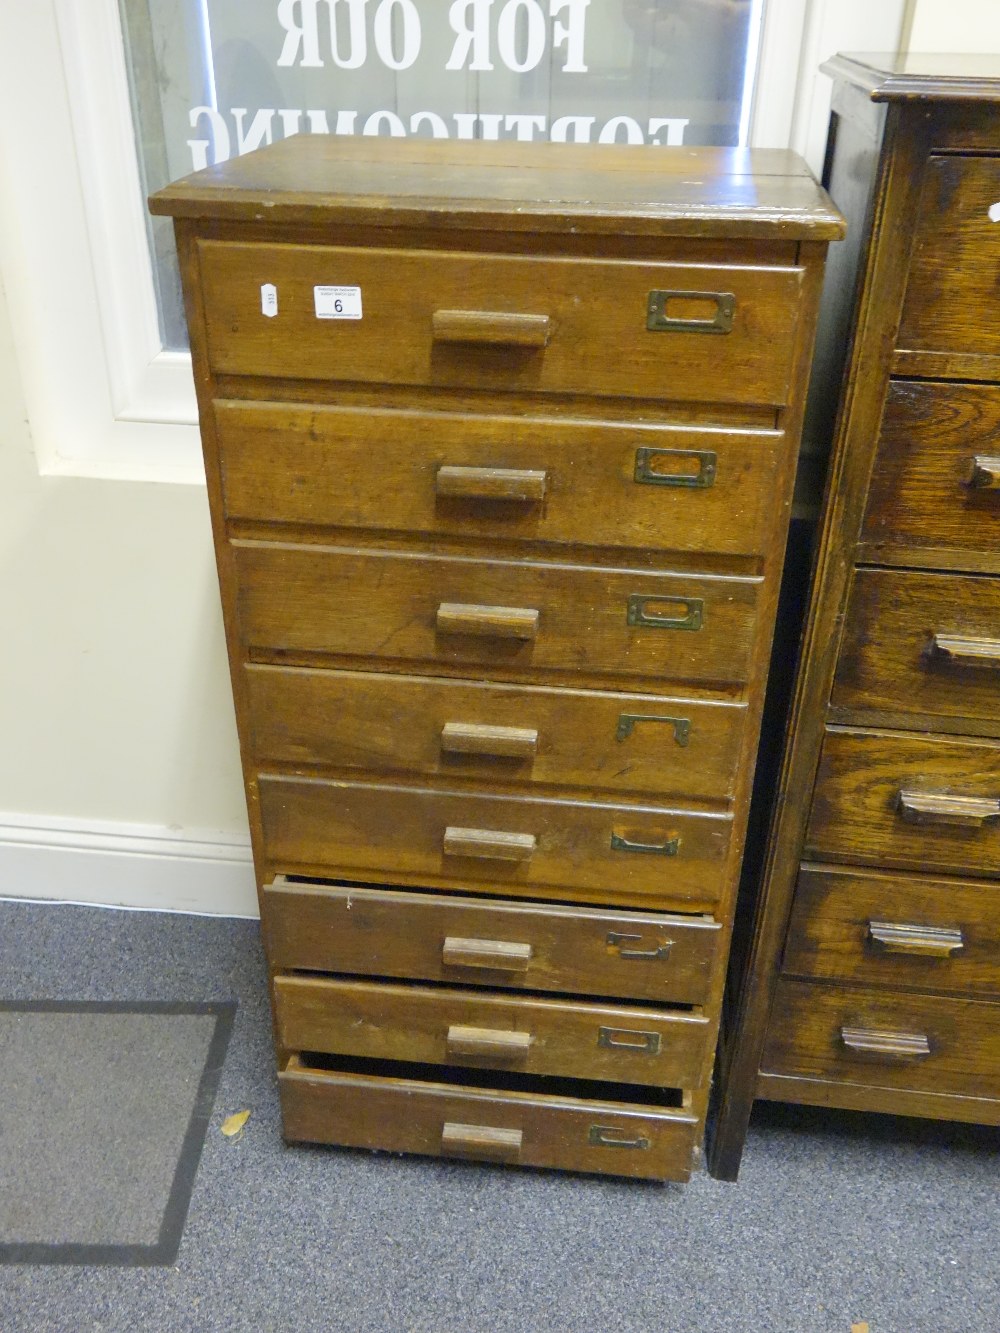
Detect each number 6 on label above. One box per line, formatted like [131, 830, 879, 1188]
[314, 285, 363, 319]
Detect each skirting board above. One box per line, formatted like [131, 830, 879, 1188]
[0, 814, 257, 917]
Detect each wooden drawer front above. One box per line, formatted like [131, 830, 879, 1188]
[279, 1057, 698, 1180]
[784, 866, 1000, 998]
[859, 381, 1000, 573]
[234, 542, 760, 689]
[898, 156, 1000, 371]
[198, 240, 804, 407]
[273, 976, 710, 1088]
[215, 400, 786, 561]
[806, 729, 1000, 880]
[263, 880, 721, 1006]
[259, 775, 733, 908]
[244, 665, 745, 803]
[832, 569, 1000, 730]
[761, 978, 1000, 1101]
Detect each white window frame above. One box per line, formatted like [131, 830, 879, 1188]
[0, 0, 906, 484]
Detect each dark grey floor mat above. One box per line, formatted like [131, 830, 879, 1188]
[0, 1000, 234, 1266]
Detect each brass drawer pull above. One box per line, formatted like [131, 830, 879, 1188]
[867, 920, 964, 957]
[616, 712, 691, 746]
[441, 721, 539, 760]
[588, 1125, 651, 1150]
[436, 602, 539, 640]
[967, 454, 1000, 489]
[606, 932, 673, 961]
[432, 309, 550, 347]
[446, 1025, 532, 1059]
[443, 826, 537, 861]
[840, 1026, 931, 1060]
[442, 1121, 523, 1160]
[597, 1026, 662, 1055]
[611, 831, 679, 857]
[897, 789, 1000, 828]
[647, 289, 735, 334]
[442, 937, 533, 971]
[436, 465, 548, 502]
[930, 633, 1000, 670]
[627, 594, 703, 631]
[634, 447, 717, 488]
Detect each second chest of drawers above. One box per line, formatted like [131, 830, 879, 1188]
[712, 54, 1000, 1180]
[152, 135, 841, 1181]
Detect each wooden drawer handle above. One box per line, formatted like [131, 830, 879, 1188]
[930, 633, 1000, 670]
[840, 1026, 931, 1060]
[446, 1025, 533, 1059]
[897, 789, 1000, 828]
[436, 465, 548, 502]
[436, 602, 539, 640]
[442, 936, 533, 971]
[442, 1121, 523, 1161]
[967, 454, 1000, 489]
[443, 826, 536, 861]
[432, 309, 550, 347]
[867, 920, 964, 957]
[441, 721, 539, 760]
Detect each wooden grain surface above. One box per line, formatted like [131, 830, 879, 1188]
[273, 975, 710, 1088]
[755, 1069, 1000, 1124]
[279, 1055, 698, 1180]
[243, 664, 745, 803]
[149, 136, 844, 242]
[831, 568, 1000, 731]
[761, 977, 1000, 1100]
[215, 399, 786, 561]
[858, 380, 1000, 573]
[783, 865, 1000, 997]
[198, 240, 804, 407]
[258, 774, 734, 908]
[897, 154, 1000, 369]
[806, 729, 1000, 879]
[262, 879, 721, 1006]
[233, 540, 762, 691]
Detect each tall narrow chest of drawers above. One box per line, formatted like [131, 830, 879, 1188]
[152, 136, 841, 1181]
[712, 55, 1000, 1180]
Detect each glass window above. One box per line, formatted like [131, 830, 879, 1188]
[120, 0, 764, 350]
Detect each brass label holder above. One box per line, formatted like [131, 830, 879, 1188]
[634, 447, 717, 488]
[646, 289, 736, 334]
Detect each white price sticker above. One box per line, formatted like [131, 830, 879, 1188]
[314, 285, 363, 320]
[260, 283, 278, 317]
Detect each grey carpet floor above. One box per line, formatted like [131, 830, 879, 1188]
[0, 899, 996, 1333]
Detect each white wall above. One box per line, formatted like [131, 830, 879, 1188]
[907, 0, 1000, 48]
[0, 274, 255, 912]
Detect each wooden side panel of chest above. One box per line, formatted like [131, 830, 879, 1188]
[710, 59, 1000, 1180]
[152, 137, 839, 1182]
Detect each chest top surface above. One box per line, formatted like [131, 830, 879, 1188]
[826, 51, 1000, 103]
[149, 135, 843, 242]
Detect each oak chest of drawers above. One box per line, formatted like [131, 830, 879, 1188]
[152, 135, 841, 1181]
[712, 55, 1000, 1180]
